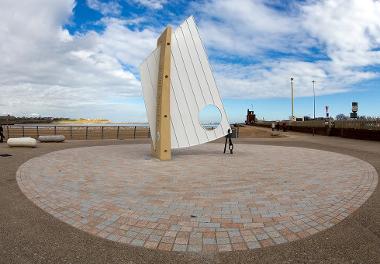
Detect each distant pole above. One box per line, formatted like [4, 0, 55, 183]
[312, 80, 316, 136]
[312, 80, 316, 120]
[291, 78, 294, 120]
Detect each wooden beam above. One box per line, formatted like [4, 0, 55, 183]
[153, 27, 172, 160]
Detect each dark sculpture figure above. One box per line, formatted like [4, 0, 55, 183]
[0, 126, 4, 143]
[224, 129, 234, 154]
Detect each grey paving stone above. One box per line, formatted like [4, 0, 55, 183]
[17, 144, 378, 252]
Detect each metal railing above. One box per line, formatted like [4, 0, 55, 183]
[289, 120, 380, 130]
[2, 125, 239, 141]
[256, 120, 380, 131]
[334, 120, 380, 130]
[3, 125, 151, 140]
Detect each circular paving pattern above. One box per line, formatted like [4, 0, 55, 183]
[17, 144, 377, 253]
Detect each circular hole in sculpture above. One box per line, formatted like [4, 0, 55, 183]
[198, 104, 222, 130]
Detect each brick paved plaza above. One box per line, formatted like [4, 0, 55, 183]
[16, 143, 378, 253]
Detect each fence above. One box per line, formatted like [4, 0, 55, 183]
[3, 125, 240, 141]
[255, 120, 380, 140]
[334, 120, 380, 130]
[3, 125, 150, 140]
[256, 120, 380, 130]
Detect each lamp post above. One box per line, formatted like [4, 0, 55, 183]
[291, 77, 294, 120]
[312, 80, 316, 136]
[312, 80, 316, 119]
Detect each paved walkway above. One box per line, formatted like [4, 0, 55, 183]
[1, 135, 380, 263]
[16, 144, 377, 254]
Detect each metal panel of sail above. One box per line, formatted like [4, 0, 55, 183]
[140, 16, 230, 149]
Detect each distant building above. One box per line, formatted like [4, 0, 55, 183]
[245, 109, 256, 125]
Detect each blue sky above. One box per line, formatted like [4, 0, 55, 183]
[0, 0, 379, 122]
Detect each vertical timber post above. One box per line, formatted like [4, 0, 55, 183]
[153, 27, 172, 161]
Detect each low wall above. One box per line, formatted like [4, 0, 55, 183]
[330, 127, 380, 140]
[254, 120, 380, 141]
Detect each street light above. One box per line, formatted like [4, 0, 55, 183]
[312, 80, 316, 120]
[312, 80, 316, 136]
[291, 77, 294, 120]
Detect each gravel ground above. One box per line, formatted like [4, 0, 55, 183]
[0, 133, 379, 264]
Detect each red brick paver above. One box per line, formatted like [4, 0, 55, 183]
[16, 144, 378, 253]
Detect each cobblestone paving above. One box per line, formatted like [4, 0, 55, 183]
[16, 144, 378, 253]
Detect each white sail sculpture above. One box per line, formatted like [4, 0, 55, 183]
[140, 16, 230, 160]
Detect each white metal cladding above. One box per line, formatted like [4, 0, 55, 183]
[140, 16, 230, 149]
[140, 47, 160, 148]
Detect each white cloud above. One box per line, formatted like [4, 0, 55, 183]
[1, 0, 379, 120]
[302, 0, 380, 53]
[0, 0, 158, 119]
[131, 0, 167, 9]
[97, 17, 158, 67]
[196, 0, 309, 56]
[301, 0, 380, 67]
[214, 60, 376, 99]
[196, 0, 380, 98]
[86, 0, 121, 16]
